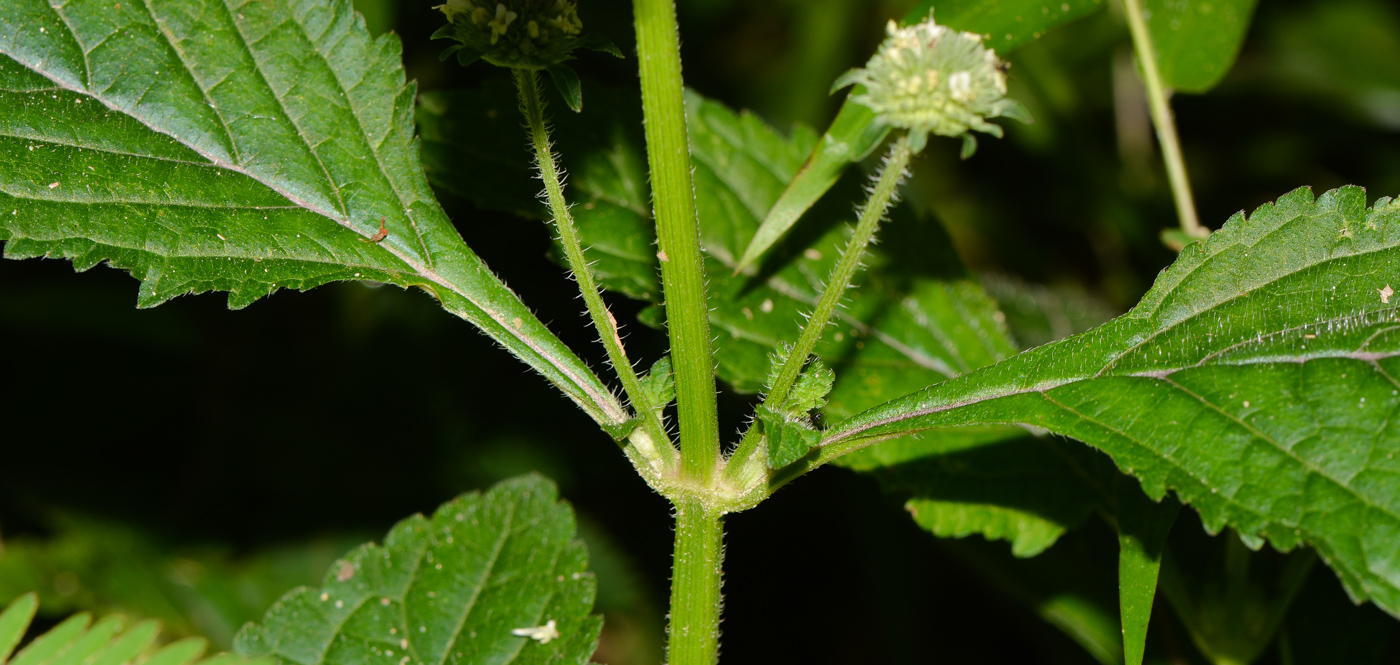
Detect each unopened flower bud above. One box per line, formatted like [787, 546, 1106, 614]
[833, 15, 1031, 156]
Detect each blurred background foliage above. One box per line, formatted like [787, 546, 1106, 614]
[1, 0, 1398, 662]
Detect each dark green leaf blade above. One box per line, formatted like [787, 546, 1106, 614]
[1115, 478, 1180, 665]
[1146, 0, 1260, 93]
[234, 474, 601, 665]
[0, 0, 626, 431]
[824, 186, 1400, 616]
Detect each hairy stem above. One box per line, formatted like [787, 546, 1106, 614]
[668, 500, 724, 665]
[726, 135, 914, 478]
[633, 0, 721, 483]
[1120, 0, 1207, 238]
[513, 68, 677, 471]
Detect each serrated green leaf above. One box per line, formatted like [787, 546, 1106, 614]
[0, 0, 626, 432]
[1115, 478, 1180, 665]
[788, 357, 834, 414]
[824, 186, 1400, 616]
[1146, 0, 1259, 93]
[0, 594, 253, 665]
[638, 355, 675, 407]
[759, 406, 823, 469]
[233, 474, 601, 665]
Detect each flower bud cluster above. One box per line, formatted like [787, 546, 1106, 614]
[834, 16, 1029, 153]
[435, 0, 584, 69]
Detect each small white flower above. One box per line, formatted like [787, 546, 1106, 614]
[511, 619, 560, 644]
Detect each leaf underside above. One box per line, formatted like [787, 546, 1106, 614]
[234, 474, 601, 665]
[826, 186, 1400, 616]
[0, 0, 625, 430]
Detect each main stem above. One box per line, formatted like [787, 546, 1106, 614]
[633, 1, 725, 662]
[725, 135, 914, 478]
[633, 0, 720, 483]
[668, 501, 724, 665]
[513, 68, 676, 472]
[1120, 0, 1207, 238]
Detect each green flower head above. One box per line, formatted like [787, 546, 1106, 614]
[432, 0, 618, 70]
[833, 15, 1031, 156]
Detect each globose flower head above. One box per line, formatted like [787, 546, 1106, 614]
[432, 0, 619, 70]
[833, 15, 1031, 157]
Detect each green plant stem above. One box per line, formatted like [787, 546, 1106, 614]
[513, 68, 677, 472]
[1120, 0, 1207, 239]
[726, 135, 914, 478]
[668, 500, 724, 665]
[633, 0, 721, 484]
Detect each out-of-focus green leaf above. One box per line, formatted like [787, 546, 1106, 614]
[0, 517, 367, 650]
[1145, 0, 1259, 93]
[0, 593, 37, 662]
[1265, 0, 1400, 132]
[234, 474, 601, 665]
[1277, 560, 1399, 665]
[844, 436, 1116, 557]
[0, 0, 627, 432]
[906, 0, 1109, 53]
[0, 593, 261, 665]
[1160, 529, 1316, 664]
[825, 186, 1400, 617]
[943, 524, 1124, 665]
[350, 0, 395, 36]
[1114, 478, 1179, 665]
[982, 273, 1117, 349]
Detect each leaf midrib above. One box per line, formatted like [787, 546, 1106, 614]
[828, 347, 1400, 443]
